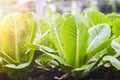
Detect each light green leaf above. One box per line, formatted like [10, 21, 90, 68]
[39, 19, 50, 34]
[40, 48, 67, 66]
[40, 45, 57, 53]
[61, 16, 89, 68]
[0, 12, 37, 66]
[88, 24, 111, 52]
[4, 63, 30, 69]
[83, 10, 109, 27]
[38, 18, 55, 49]
[107, 14, 120, 23]
[37, 54, 53, 62]
[111, 38, 120, 57]
[44, 6, 55, 24]
[111, 19, 120, 37]
[34, 30, 50, 44]
[72, 65, 90, 71]
[87, 24, 111, 61]
[62, 13, 73, 19]
[50, 13, 65, 55]
[0, 12, 38, 80]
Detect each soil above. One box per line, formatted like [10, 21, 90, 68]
[81, 65, 120, 80]
[28, 66, 75, 80]
[28, 65, 120, 80]
[1, 65, 120, 80]
[0, 72, 12, 80]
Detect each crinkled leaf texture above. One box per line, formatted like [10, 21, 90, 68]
[43, 14, 111, 71]
[38, 16, 57, 50]
[61, 16, 89, 68]
[70, 24, 111, 77]
[0, 12, 37, 69]
[87, 24, 111, 61]
[36, 13, 112, 78]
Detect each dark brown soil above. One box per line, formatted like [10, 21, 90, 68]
[29, 66, 120, 80]
[81, 65, 120, 80]
[1, 66, 120, 80]
[28, 66, 75, 80]
[0, 72, 12, 80]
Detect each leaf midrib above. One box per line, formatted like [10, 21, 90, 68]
[75, 26, 80, 68]
[88, 26, 104, 52]
[14, 17, 19, 63]
[52, 16, 65, 56]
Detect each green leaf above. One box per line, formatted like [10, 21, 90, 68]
[62, 13, 73, 19]
[50, 13, 65, 55]
[61, 16, 89, 68]
[103, 56, 120, 70]
[88, 24, 111, 52]
[38, 18, 55, 49]
[106, 45, 116, 56]
[111, 19, 120, 37]
[37, 54, 53, 62]
[39, 19, 50, 34]
[4, 63, 30, 69]
[0, 12, 39, 80]
[87, 24, 111, 60]
[34, 30, 50, 44]
[83, 10, 109, 27]
[44, 6, 55, 24]
[0, 12, 37, 67]
[40, 48, 67, 66]
[26, 12, 38, 43]
[107, 14, 120, 23]
[40, 45, 57, 53]
[72, 65, 90, 71]
[111, 38, 120, 57]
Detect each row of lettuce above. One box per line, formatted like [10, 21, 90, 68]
[0, 10, 120, 80]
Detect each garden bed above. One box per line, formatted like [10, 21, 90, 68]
[28, 66, 120, 80]
[0, 9, 120, 80]
[1, 65, 120, 80]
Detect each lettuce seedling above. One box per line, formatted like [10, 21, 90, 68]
[39, 12, 112, 78]
[102, 14, 120, 70]
[0, 12, 37, 80]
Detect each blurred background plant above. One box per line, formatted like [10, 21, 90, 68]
[0, 0, 120, 19]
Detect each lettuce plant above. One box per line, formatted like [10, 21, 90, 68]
[0, 9, 118, 79]
[85, 11, 120, 71]
[0, 12, 38, 80]
[102, 13, 120, 70]
[39, 12, 112, 78]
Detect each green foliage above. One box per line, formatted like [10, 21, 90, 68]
[111, 19, 120, 37]
[86, 24, 111, 60]
[0, 12, 38, 80]
[61, 16, 89, 68]
[103, 38, 120, 70]
[103, 55, 120, 70]
[39, 11, 112, 78]
[102, 13, 120, 72]
[1, 9, 120, 79]
[107, 14, 120, 23]
[82, 10, 110, 27]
